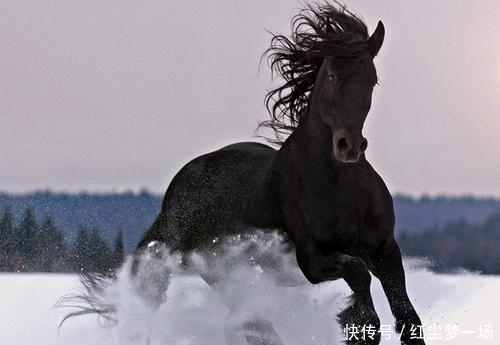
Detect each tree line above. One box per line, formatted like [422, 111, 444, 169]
[1, 204, 499, 275]
[0, 206, 124, 273]
[398, 213, 500, 274]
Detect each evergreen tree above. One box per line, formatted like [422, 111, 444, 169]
[18, 207, 39, 271]
[71, 227, 113, 273]
[36, 216, 68, 272]
[88, 228, 113, 273]
[111, 229, 125, 269]
[72, 227, 90, 272]
[0, 206, 16, 270]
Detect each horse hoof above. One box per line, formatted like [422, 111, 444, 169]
[401, 340, 426, 345]
[338, 303, 381, 345]
[399, 332, 426, 345]
[338, 303, 380, 328]
[242, 319, 285, 345]
[396, 313, 426, 345]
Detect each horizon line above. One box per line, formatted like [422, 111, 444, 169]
[2, 188, 500, 201]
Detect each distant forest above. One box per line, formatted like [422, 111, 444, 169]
[0, 191, 499, 274]
[398, 215, 500, 274]
[0, 206, 123, 273]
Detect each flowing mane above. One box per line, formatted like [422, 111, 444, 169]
[260, 2, 370, 143]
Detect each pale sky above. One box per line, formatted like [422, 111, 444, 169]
[1, 1, 500, 196]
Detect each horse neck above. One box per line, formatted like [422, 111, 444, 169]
[281, 103, 335, 170]
[275, 99, 369, 188]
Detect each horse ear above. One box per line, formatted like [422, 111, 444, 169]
[368, 21, 385, 57]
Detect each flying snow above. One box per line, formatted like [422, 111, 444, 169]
[0, 232, 498, 345]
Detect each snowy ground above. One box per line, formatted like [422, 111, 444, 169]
[0, 260, 498, 345]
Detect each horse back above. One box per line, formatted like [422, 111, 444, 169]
[142, 142, 280, 252]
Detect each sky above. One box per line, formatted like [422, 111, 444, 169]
[1, 0, 500, 196]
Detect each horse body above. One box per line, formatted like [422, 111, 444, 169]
[140, 119, 394, 274]
[134, 112, 401, 345]
[69, 4, 426, 345]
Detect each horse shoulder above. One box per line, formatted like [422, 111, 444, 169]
[357, 164, 396, 255]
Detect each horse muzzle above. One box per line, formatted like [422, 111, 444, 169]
[332, 130, 368, 163]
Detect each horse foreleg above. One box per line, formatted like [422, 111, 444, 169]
[369, 238, 425, 345]
[336, 256, 381, 345]
[296, 244, 381, 345]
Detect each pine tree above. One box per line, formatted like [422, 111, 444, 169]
[37, 216, 68, 272]
[0, 206, 16, 270]
[88, 228, 113, 273]
[18, 207, 39, 271]
[72, 227, 90, 272]
[111, 229, 125, 269]
[71, 227, 113, 273]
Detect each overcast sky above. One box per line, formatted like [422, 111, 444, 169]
[2, 0, 500, 196]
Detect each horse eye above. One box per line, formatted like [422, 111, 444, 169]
[328, 73, 336, 82]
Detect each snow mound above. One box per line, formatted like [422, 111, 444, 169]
[0, 234, 498, 345]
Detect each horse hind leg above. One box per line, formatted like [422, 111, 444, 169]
[222, 304, 285, 345]
[118, 240, 173, 345]
[130, 241, 173, 306]
[197, 269, 285, 345]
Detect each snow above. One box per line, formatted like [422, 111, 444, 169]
[0, 261, 498, 345]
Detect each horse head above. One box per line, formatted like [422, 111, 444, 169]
[314, 21, 384, 163]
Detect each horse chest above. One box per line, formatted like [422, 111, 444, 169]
[281, 160, 394, 257]
[307, 197, 393, 256]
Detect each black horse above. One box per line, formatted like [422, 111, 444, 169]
[69, 3, 425, 345]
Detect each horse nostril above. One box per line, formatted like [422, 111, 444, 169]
[360, 138, 368, 152]
[337, 137, 349, 153]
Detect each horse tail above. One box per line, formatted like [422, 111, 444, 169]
[57, 270, 118, 327]
[57, 238, 173, 330]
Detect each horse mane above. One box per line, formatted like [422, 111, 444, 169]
[260, 1, 370, 143]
